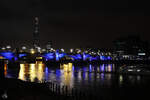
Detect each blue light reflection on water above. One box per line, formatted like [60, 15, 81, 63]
[45, 67, 49, 80]
[5, 62, 148, 90]
[89, 64, 92, 72]
[101, 64, 105, 72]
[44, 63, 115, 88]
[56, 69, 61, 80]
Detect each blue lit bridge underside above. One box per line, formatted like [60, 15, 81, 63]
[0, 51, 112, 61]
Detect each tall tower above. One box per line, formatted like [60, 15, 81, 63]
[33, 17, 40, 49]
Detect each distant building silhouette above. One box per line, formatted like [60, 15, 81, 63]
[113, 35, 150, 60]
[46, 41, 53, 51]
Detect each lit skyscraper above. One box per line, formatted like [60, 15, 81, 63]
[33, 17, 40, 49]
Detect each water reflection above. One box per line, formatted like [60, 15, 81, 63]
[119, 75, 123, 86]
[18, 61, 45, 82]
[17, 63, 115, 87]
[4, 64, 7, 76]
[18, 64, 26, 81]
[5, 62, 148, 90]
[60, 63, 74, 88]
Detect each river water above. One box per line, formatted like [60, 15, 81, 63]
[3, 61, 150, 99]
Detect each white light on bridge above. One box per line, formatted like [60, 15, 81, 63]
[22, 46, 27, 50]
[61, 48, 64, 52]
[30, 48, 35, 54]
[77, 49, 81, 53]
[70, 49, 73, 53]
[6, 45, 11, 49]
[42, 49, 46, 52]
[85, 50, 88, 53]
[1, 47, 6, 50]
[37, 47, 41, 52]
[138, 53, 146, 56]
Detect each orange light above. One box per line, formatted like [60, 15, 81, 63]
[4, 64, 7, 76]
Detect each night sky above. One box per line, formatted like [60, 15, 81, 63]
[0, 0, 149, 49]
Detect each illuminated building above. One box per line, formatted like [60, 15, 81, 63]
[33, 17, 40, 49]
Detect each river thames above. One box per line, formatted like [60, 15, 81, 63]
[4, 61, 150, 87]
[3, 61, 150, 99]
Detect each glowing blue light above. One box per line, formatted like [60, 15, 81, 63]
[89, 64, 92, 72]
[101, 64, 105, 72]
[69, 54, 82, 60]
[91, 56, 99, 61]
[46, 53, 54, 56]
[43, 52, 112, 61]
[83, 53, 86, 60]
[0, 52, 14, 60]
[56, 69, 61, 77]
[58, 53, 66, 58]
[45, 67, 49, 80]
[75, 54, 82, 60]
[14, 57, 18, 61]
[55, 51, 59, 61]
[19, 54, 27, 58]
[100, 56, 105, 60]
[107, 56, 112, 60]
[72, 65, 75, 71]
[83, 53, 91, 61]
[43, 53, 55, 60]
[45, 67, 48, 73]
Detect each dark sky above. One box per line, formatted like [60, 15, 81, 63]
[0, 0, 149, 49]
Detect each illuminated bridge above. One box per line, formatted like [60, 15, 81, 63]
[0, 51, 112, 62]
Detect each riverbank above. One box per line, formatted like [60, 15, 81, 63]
[0, 78, 73, 100]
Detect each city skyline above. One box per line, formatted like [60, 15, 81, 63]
[0, 34, 148, 50]
[0, 0, 149, 48]
[1, 1, 150, 100]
